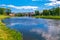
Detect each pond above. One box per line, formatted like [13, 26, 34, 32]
[3, 17, 60, 40]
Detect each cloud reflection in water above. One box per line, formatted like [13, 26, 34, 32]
[30, 19, 60, 40]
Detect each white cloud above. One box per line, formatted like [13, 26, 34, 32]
[45, 2, 56, 6]
[56, 1, 60, 4]
[7, 5, 16, 8]
[0, 4, 38, 10]
[49, 0, 57, 1]
[45, 1, 60, 6]
[45, 0, 60, 6]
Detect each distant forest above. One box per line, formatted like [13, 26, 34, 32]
[0, 7, 60, 16]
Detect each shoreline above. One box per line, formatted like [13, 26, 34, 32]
[0, 15, 23, 40]
[33, 16, 60, 19]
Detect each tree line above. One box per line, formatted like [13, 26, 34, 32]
[0, 7, 60, 16]
[0, 8, 11, 15]
[15, 7, 60, 16]
[34, 7, 60, 16]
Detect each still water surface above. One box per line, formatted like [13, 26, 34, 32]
[3, 17, 60, 40]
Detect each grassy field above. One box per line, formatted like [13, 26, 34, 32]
[0, 15, 23, 40]
[34, 16, 60, 19]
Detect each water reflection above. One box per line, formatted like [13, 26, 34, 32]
[45, 19, 60, 40]
[3, 17, 60, 40]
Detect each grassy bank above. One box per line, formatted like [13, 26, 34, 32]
[0, 15, 10, 19]
[0, 15, 23, 40]
[34, 16, 60, 19]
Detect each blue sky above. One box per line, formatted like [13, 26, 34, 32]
[0, 0, 60, 13]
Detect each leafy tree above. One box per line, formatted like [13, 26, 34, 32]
[51, 7, 60, 16]
[0, 8, 11, 15]
[35, 10, 40, 15]
[0, 8, 6, 15]
[38, 7, 60, 16]
[15, 13, 23, 17]
[6, 8, 11, 15]
[42, 10, 50, 16]
[54, 7, 60, 16]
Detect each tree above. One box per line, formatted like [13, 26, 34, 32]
[0, 8, 6, 15]
[54, 7, 60, 16]
[51, 7, 60, 16]
[0, 8, 11, 15]
[15, 13, 23, 17]
[35, 10, 40, 15]
[42, 10, 50, 16]
[6, 8, 11, 15]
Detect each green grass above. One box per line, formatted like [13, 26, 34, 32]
[34, 16, 60, 19]
[0, 15, 10, 20]
[0, 15, 23, 40]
